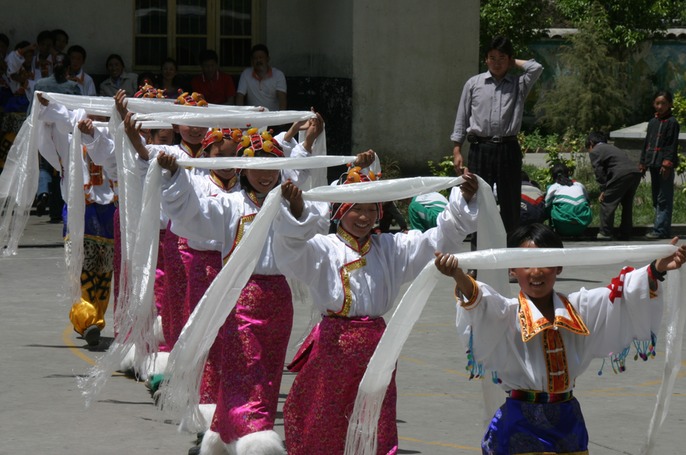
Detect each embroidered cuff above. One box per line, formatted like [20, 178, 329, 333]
[455, 275, 480, 309]
[648, 260, 666, 282]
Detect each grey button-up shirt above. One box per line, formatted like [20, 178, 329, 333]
[450, 59, 543, 145]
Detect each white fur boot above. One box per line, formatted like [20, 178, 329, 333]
[117, 343, 136, 374]
[231, 430, 286, 455]
[199, 430, 230, 455]
[179, 403, 216, 433]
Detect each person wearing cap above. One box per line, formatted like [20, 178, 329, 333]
[274, 168, 479, 454]
[450, 36, 543, 235]
[120, 90, 210, 353]
[34, 92, 116, 348]
[156, 131, 293, 454]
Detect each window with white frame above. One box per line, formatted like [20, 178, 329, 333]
[134, 0, 258, 73]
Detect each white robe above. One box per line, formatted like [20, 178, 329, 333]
[458, 265, 663, 393]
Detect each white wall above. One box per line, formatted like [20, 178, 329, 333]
[0, 1, 135, 77]
[266, 0, 352, 77]
[352, 0, 479, 172]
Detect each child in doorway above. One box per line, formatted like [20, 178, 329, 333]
[275, 168, 480, 454]
[434, 223, 686, 454]
[640, 90, 681, 240]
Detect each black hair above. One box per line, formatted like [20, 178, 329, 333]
[161, 57, 178, 70]
[488, 36, 513, 57]
[250, 43, 269, 57]
[585, 131, 607, 149]
[507, 223, 564, 249]
[198, 49, 219, 65]
[52, 29, 69, 43]
[36, 30, 54, 44]
[521, 171, 530, 182]
[0, 33, 9, 47]
[105, 53, 125, 69]
[67, 45, 86, 60]
[654, 90, 673, 104]
[138, 72, 157, 87]
[550, 163, 573, 186]
[15, 40, 30, 51]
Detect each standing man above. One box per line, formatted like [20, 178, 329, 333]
[587, 131, 641, 240]
[450, 36, 543, 234]
[236, 44, 287, 111]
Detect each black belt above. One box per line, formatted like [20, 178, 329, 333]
[467, 134, 518, 144]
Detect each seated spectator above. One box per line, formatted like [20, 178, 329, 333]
[545, 163, 592, 236]
[52, 29, 69, 55]
[190, 49, 235, 104]
[99, 54, 138, 96]
[33, 30, 55, 80]
[67, 45, 95, 96]
[407, 192, 449, 232]
[0, 33, 10, 106]
[520, 171, 546, 225]
[159, 57, 185, 98]
[4, 41, 36, 112]
[236, 44, 286, 111]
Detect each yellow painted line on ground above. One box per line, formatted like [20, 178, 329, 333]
[63, 323, 96, 365]
[399, 435, 480, 451]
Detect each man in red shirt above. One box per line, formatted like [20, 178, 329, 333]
[191, 49, 235, 105]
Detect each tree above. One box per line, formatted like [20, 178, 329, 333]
[534, 3, 629, 134]
[554, 0, 682, 58]
[480, 0, 551, 57]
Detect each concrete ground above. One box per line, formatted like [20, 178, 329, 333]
[1, 214, 684, 455]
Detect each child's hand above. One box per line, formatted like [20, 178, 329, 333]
[655, 237, 686, 272]
[36, 93, 49, 107]
[124, 112, 141, 140]
[304, 112, 324, 145]
[460, 168, 478, 202]
[435, 252, 477, 302]
[114, 89, 129, 120]
[434, 252, 462, 279]
[281, 180, 304, 219]
[157, 152, 179, 175]
[353, 149, 375, 169]
[78, 119, 95, 136]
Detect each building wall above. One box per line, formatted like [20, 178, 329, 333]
[2, 0, 479, 174]
[0, 1, 135, 77]
[352, 0, 479, 174]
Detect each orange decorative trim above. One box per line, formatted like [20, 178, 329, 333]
[328, 257, 367, 317]
[519, 292, 589, 343]
[223, 213, 256, 264]
[336, 225, 372, 255]
[542, 329, 569, 392]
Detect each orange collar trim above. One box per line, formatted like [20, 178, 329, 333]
[518, 292, 590, 342]
[336, 225, 371, 255]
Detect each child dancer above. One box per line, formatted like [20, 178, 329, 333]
[275, 168, 480, 454]
[35, 93, 117, 347]
[640, 90, 681, 240]
[434, 223, 686, 454]
[157, 133, 302, 455]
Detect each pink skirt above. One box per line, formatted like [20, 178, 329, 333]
[211, 274, 293, 443]
[187, 248, 222, 404]
[160, 228, 192, 349]
[284, 316, 398, 455]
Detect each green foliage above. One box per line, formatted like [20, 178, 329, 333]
[427, 156, 455, 178]
[673, 92, 686, 126]
[554, 0, 678, 57]
[534, 3, 629, 135]
[480, 0, 551, 56]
